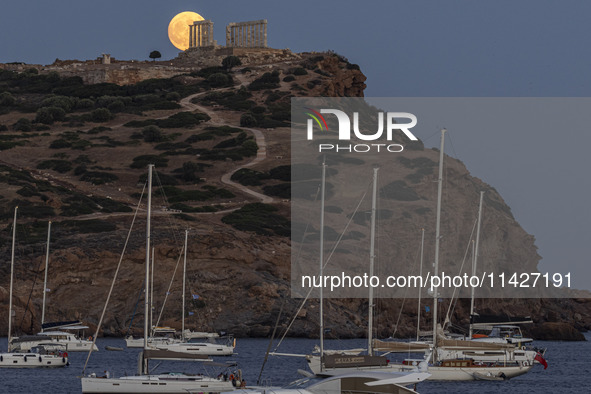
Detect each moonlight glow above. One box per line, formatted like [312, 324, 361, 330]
[168, 11, 204, 51]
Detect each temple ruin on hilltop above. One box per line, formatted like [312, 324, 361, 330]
[175, 18, 298, 68]
[188, 19, 268, 49]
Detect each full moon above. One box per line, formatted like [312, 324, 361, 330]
[168, 11, 204, 51]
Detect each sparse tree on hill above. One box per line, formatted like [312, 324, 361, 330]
[149, 50, 162, 62]
[222, 55, 242, 71]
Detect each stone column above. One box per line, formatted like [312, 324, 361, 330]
[250, 23, 255, 47]
[263, 20, 268, 47]
[258, 23, 262, 47]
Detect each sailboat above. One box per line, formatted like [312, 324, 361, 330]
[149, 230, 235, 356]
[81, 165, 236, 393]
[10, 221, 98, 353]
[0, 207, 69, 368]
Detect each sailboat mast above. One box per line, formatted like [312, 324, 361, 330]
[144, 164, 153, 351]
[319, 162, 326, 370]
[368, 167, 378, 356]
[432, 129, 446, 357]
[182, 229, 188, 341]
[417, 228, 425, 342]
[8, 206, 17, 351]
[150, 247, 154, 337]
[469, 191, 484, 339]
[41, 221, 51, 329]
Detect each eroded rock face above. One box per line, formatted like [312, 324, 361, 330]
[316, 55, 367, 97]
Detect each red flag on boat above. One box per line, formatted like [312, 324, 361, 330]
[534, 352, 548, 369]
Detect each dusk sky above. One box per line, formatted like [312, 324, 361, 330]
[1, 1, 590, 290]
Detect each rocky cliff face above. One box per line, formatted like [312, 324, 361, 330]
[0, 51, 589, 342]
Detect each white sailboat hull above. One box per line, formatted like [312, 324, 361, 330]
[125, 337, 182, 349]
[81, 374, 236, 393]
[0, 352, 69, 368]
[437, 348, 538, 364]
[15, 337, 98, 352]
[155, 342, 234, 356]
[182, 330, 219, 339]
[306, 355, 533, 381]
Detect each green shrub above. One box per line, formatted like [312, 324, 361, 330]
[222, 55, 242, 70]
[231, 168, 268, 186]
[137, 171, 178, 186]
[142, 125, 166, 142]
[35, 106, 66, 124]
[197, 88, 254, 111]
[35, 107, 54, 125]
[80, 171, 119, 185]
[130, 155, 168, 168]
[269, 165, 290, 181]
[36, 159, 72, 173]
[74, 155, 92, 164]
[185, 126, 243, 143]
[124, 112, 209, 129]
[13, 118, 32, 132]
[156, 185, 234, 203]
[222, 203, 289, 236]
[16, 185, 39, 197]
[240, 113, 257, 127]
[207, 73, 233, 87]
[87, 126, 111, 134]
[380, 180, 420, 201]
[166, 92, 181, 101]
[0, 92, 16, 106]
[40, 95, 76, 111]
[76, 98, 95, 109]
[107, 99, 126, 113]
[90, 108, 112, 122]
[248, 71, 280, 90]
[263, 183, 290, 198]
[172, 162, 204, 182]
[49, 139, 72, 149]
[293, 67, 308, 76]
[59, 219, 116, 233]
[213, 132, 247, 149]
[194, 66, 227, 78]
[94, 197, 132, 213]
[74, 164, 87, 175]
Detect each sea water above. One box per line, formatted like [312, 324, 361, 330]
[0, 333, 589, 393]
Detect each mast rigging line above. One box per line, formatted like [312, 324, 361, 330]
[82, 182, 147, 375]
[443, 216, 478, 329]
[154, 246, 185, 331]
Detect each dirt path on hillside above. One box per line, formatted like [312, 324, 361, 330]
[180, 83, 275, 204]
